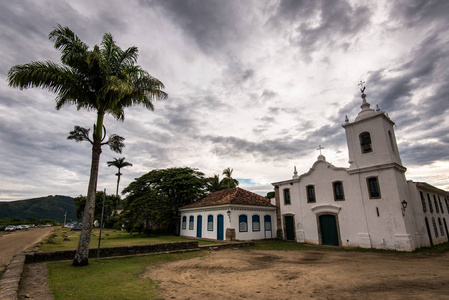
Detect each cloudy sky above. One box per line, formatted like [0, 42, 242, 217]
[1, 0, 448, 201]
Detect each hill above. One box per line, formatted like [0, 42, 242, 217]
[0, 195, 78, 222]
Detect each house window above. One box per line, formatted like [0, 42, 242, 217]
[333, 181, 345, 201]
[189, 216, 194, 230]
[239, 215, 248, 232]
[207, 215, 213, 231]
[252, 215, 260, 231]
[432, 217, 438, 237]
[434, 195, 439, 213]
[360, 132, 373, 153]
[445, 198, 449, 213]
[307, 185, 316, 203]
[264, 215, 272, 231]
[182, 216, 187, 230]
[438, 196, 444, 213]
[283, 189, 291, 205]
[420, 191, 427, 212]
[427, 193, 434, 213]
[438, 218, 444, 236]
[367, 177, 381, 198]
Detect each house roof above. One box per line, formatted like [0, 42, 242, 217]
[180, 187, 276, 209]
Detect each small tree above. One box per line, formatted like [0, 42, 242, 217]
[107, 157, 133, 197]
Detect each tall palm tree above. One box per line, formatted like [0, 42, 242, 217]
[221, 167, 239, 189]
[207, 174, 224, 192]
[8, 25, 167, 266]
[107, 157, 132, 197]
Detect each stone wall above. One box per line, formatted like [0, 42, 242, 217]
[25, 241, 199, 263]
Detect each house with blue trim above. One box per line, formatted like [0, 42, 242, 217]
[179, 187, 277, 241]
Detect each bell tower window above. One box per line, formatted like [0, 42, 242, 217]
[360, 132, 373, 153]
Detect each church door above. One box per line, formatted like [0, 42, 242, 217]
[196, 215, 202, 238]
[217, 214, 224, 240]
[284, 216, 295, 241]
[319, 214, 339, 246]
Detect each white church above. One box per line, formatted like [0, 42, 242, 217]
[272, 89, 449, 251]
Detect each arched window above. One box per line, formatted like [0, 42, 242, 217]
[333, 181, 345, 201]
[252, 215, 260, 232]
[264, 215, 272, 231]
[182, 216, 187, 230]
[434, 195, 439, 213]
[438, 196, 444, 213]
[189, 216, 194, 230]
[427, 193, 434, 213]
[388, 130, 396, 154]
[207, 215, 213, 231]
[432, 217, 438, 237]
[360, 132, 373, 153]
[239, 215, 248, 232]
[306, 185, 316, 203]
[420, 191, 427, 212]
[283, 189, 291, 205]
[438, 218, 444, 236]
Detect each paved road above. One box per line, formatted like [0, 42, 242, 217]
[0, 227, 54, 268]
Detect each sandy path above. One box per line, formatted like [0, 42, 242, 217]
[0, 227, 53, 269]
[145, 249, 449, 299]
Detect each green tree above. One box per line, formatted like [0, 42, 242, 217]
[206, 174, 225, 192]
[73, 191, 119, 223]
[266, 191, 275, 199]
[221, 167, 239, 189]
[8, 25, 167, 266]
[121, 167, 207, 234]
[107, 157, 133, 197]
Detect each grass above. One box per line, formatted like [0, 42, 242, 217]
[38, 228, 222, 252]
[48, 251, 205, 300]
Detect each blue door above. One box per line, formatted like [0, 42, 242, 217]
[196, 215, 202, 238]
[217, 214, 224, 240]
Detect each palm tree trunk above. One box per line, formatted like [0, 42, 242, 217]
[115, 170, 120, 198]
[73, 112, 104, 266]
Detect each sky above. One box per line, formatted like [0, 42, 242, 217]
[0, 0, 448, 201]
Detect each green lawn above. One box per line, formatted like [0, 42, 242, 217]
[48, 251, 205, 300]
[39, 228, 222, 252]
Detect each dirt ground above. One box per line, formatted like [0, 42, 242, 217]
[0, 227, 53, 272]
[145, 249, 449, 300]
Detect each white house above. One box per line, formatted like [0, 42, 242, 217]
[179, 188, 277, 241]
[272, 91, 449, 251]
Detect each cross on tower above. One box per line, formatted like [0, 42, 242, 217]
[317, 145, 324, 155]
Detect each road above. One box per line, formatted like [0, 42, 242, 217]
[0, 227, 54, 269]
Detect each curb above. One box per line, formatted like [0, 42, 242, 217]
[0, 253, 25, 300]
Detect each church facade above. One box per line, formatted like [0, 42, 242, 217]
[272, 92, 449, 251]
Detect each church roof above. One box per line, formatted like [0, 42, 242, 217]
[180, 187, 275, 209]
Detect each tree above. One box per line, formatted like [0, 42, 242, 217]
[73, 191, 119, 223]
[107, 157, 133, 197]
[266, 191, 275, 199]
[121, 167, 207, 234]
[221, 167, 239, 189]
[8, 25, 167, 266]
[206, 174, 225, 192]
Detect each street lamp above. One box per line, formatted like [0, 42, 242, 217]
[227, 209, 231, 222]
[401, 200, 408, 216]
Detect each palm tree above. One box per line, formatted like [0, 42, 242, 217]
[221, 167, 239, 189]
[107, 157, 132, 197]
[207, 174, 224, 192]
[8, 25, 167, 266]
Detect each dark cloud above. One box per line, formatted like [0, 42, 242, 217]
[388, 0, 449, 28]
[148, 0, 254, 55]
[268, 0, 371, 59]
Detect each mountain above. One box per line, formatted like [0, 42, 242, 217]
[0, 195, 78, 222]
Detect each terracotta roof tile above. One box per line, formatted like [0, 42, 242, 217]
[180, 187, 275, 209]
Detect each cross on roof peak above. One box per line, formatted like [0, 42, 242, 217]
[317, 145, 324, 155]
